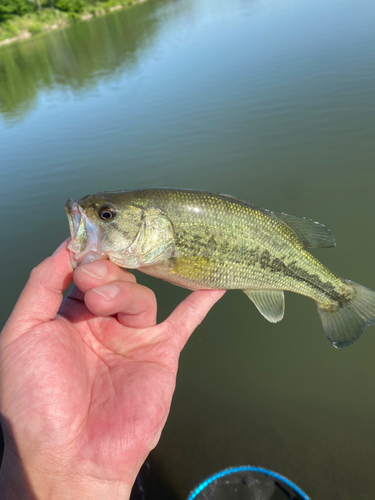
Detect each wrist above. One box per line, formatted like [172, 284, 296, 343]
[0, 452, 133, 500]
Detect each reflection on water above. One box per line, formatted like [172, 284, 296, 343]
[0, 0, 176, 121]
[1, 0, 375, 498]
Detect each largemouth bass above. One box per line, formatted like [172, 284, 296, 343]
[65, 188, 375, 348]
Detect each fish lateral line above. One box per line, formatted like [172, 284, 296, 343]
[65, 188, 375, 349]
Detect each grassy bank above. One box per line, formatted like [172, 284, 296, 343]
[0, 0, 142, 45]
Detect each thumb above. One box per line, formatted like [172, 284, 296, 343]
[163, 289, 225, 351]
[2, 239, 73, 341]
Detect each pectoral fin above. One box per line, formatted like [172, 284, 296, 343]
[243, 289, 285, 323]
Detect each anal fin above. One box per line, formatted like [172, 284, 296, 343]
[243, 289, 285, 323]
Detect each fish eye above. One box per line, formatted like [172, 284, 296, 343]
[98, 206, 116, 221]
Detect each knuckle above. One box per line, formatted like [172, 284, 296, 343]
[161, 318, 175, 337]
[123, 270, 136, 282]
[189, 303, 205, 325]
[29, 257, 50, 280]
[29, 266, 40, 280]
[147, 287, 157, 303]
[141, 286, 157, 308]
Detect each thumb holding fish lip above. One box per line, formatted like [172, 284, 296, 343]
[1, 238, 73, 343]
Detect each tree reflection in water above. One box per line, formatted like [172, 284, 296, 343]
[0, 0, 177, 122]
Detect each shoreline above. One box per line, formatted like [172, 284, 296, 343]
[0, 0, 147, 47]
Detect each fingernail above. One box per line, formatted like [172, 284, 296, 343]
[92, 284, 120, 301]
[81, 262, 107, 279]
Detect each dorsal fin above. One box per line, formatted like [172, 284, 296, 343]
[243, 289, 285, 323]
[273, 212, 335, 249]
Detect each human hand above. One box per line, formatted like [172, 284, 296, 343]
[0, 240, 225, 500]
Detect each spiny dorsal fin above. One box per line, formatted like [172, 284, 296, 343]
[243, 289, 285, 323]
[273, 212, 335, 249]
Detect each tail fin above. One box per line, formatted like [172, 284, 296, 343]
[317, 280, 375, 348]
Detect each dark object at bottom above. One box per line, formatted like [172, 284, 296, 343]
[186, 466, 310, 500]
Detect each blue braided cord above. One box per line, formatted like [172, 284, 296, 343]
[186, 465, 311, 500]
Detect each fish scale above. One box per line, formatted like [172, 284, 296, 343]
[131, 190, 339, 300]
[65, 188, 375, 348]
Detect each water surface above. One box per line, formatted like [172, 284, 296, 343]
[1, 0, 375, 498]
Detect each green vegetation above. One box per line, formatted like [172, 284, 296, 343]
[0, 0, 137, 43]
[0, 0, 162, 121]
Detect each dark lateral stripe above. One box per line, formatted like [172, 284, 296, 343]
[177, 237, 348, 303]
[257, 250, 348, 303]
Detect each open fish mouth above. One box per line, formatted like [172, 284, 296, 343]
[65, 198, 107, 268]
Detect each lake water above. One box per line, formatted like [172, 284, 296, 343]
[1, 0, 375, 498]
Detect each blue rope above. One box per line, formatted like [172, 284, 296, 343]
[186, 465, 311, 500]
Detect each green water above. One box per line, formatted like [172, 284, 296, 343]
[1, 0, 375, 498]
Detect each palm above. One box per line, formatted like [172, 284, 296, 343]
[0, 244, 224, 490]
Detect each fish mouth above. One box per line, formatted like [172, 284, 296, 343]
[65, 199, 107, 268]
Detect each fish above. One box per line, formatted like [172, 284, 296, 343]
[65, 188, 375, 348]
